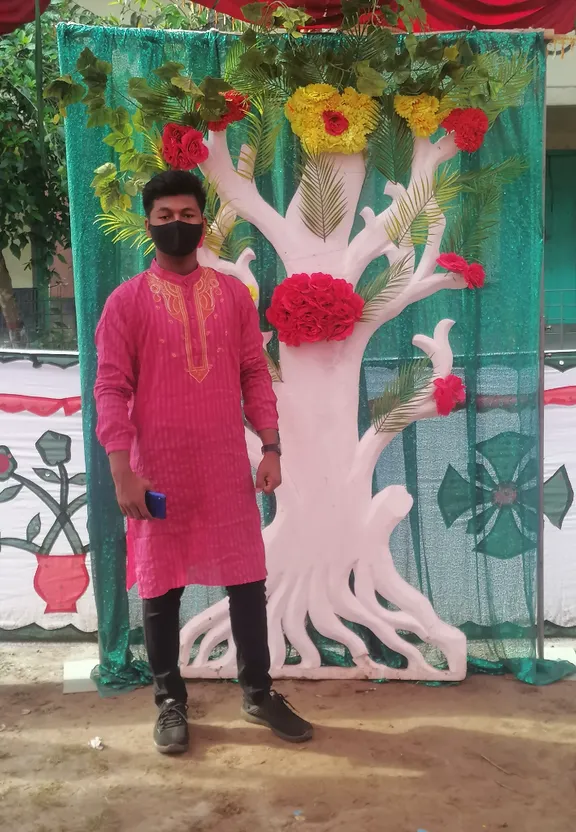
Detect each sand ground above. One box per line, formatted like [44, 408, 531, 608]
[0, 642, 575, 832]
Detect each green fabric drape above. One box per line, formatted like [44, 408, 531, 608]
[58, 24, 568, 689]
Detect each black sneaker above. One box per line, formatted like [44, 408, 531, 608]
[242, 691, 313, 743]
[154, 699, 189, 754]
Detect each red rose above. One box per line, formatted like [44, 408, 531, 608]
[322, 110, 349, 137]
[463, 263, 485, 289]
[266, 273, 364, 346]
[208, 90, 250, 132]
[433, 375, 466, 416]
[437, 253, 486, 289]
[442, 108, 489, 153]
[162, 123, 209, 170]
[436, 252, 467, 274]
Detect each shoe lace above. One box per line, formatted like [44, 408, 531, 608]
[270, 690, 300, 715]
[158, 701, 187, 730]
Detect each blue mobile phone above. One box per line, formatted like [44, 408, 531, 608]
[145, 491, 166, 520]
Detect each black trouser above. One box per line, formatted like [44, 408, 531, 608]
[142, 580, 272, 707]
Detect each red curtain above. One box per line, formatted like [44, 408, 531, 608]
[0, 0, 51, 34]
[207, 0, 576, 32]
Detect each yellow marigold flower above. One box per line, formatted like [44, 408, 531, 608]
[409, 110, 440, 137]
[443, 45, 459, 61]
[394, 94, 418, 119]
[285, 83, 378, 154]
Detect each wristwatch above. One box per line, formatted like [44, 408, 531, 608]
[262, 443, 282, 456]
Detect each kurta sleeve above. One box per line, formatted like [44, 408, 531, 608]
[239, 286, 279, 432]
[94, 289, 138, 455]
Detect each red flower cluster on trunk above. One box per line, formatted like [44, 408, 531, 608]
[433, 375, 466, 416]
[442, 108, 489, 153]
[207, 91, 250, 132]
[266, 273, 365, 347]
[436, 253, 485, 289]
[161, 123, 209, 170]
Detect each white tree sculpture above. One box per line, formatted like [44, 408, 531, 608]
[49, 20, 532, 683]
[180, 130, 469, 682]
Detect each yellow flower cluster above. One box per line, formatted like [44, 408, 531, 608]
[285, 83, 378, 154]
[394, 93, 452, 138]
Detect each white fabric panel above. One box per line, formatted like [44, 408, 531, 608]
[0, 360, 97, 632]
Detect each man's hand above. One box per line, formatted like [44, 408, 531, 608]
[256, 452, 282, 495]
[109, 451, 153, 520]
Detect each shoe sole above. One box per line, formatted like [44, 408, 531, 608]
[241, 709, 314, 743]
[154, 741, 189, 755]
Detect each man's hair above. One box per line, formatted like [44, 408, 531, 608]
[142, 170, 206, 216]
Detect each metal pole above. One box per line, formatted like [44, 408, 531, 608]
[536, 53, 547, 661]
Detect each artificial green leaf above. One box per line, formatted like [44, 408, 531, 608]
[384, 169, 462, 246]
[298, 152, 347, 242]
[242, 2, 267, 23]
[154, 61, 185, 83]
[371, 357, 432, 434]
[26, 513, 41, 542]
[43, 75, 84, 108]
[0, 484, 23, 503]
[170, 76, 202, 96]
[103, 130, 134, 153]
[355, 61, 387, 97]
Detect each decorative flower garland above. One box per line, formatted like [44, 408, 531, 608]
[285, 84, 378, 154]
[434, 375, 466, 416]
[266, 273, 365, 346]
[437, 253, 486, 289]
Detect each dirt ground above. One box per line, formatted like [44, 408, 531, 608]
[0, 644, 575, 832]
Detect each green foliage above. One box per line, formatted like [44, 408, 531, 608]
[358, 255, 413, 319]
[384, 170, 462, 247]
[239, 96, 283, 179]
[298, 152, 347, 242]
[203, 179, 253, 262]
[95, 208, 155, 254]
[371, 357, 432, 434]
[369, 96, 413, 184]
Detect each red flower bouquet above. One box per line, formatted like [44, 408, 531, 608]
[207, 90, 250, 132]
[266, 273, 365, 347]
[442, 108, 489, 153]
[437, 253, 486, 289]
[433, 375, 466, 416]
[161, 123, 209, 170]
[322, 110, 349, 137]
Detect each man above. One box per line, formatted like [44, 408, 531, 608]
[94, 169, 313, 754]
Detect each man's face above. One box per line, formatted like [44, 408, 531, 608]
[146, 194, 204, 232]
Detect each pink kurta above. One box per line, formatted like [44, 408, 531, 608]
[94, 260, 278, 599]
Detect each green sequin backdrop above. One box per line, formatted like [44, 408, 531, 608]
[58, 25, 570, 689]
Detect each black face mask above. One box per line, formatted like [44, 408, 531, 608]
[149, 220, 203, 258]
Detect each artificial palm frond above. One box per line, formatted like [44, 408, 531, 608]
[203, 177, 253, 262]
[384, 169, 462, 247]
[442, 186, 500, 263]
[371, 357, 433, 434]
[223, 39, 248, 82]
[359, 255, 413, 320]
[477, 52, 534, 122]
[369, 100, 413, 185]
[298, 152, 347, 242]
[264, 350, 282, 383]
[238, 96, 283, 180]
[457, 156, 528, 192]
[141, 127, 168, 172]
[96, 208, 155, 255]
[226, 63, 291, 104]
